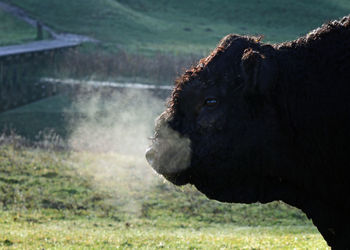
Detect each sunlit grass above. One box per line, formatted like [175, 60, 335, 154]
[0, 210, 328, 249]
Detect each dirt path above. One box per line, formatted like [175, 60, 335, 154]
[0, 1, 98, 43]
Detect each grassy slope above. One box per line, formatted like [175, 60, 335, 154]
[0, 9, 36, 45]
[3, 0, 350, 54]
[0, 95, 74, 139]
[0, 145, 328, 248]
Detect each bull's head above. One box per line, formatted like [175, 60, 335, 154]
[146, 34, 282, 204]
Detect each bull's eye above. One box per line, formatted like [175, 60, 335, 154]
[204, 97, 218, 107]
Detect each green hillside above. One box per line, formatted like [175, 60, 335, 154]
[0, 9, 36, 45]
[3, 0, 350, 54]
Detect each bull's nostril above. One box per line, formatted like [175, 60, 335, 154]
[145, 147, 155, 165]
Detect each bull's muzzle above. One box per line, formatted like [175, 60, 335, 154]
[145, 126, 192, 185]
[145, 146, 156, 169]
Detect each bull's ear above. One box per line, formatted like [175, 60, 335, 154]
[241, 48, 274, 94]
[240, 48, 265, 94]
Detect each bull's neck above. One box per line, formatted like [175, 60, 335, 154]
[270, 37, 350, 247]
[272, 43, 311, 140]
[273, 30, 350, 137]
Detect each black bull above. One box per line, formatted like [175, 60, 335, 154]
[146, 15, 350, 248]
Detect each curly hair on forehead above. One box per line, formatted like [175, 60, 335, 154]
[166, 34, 262, 115]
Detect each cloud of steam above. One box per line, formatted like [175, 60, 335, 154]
[68, 88, 162, 155]
[65, 87, 168, 214]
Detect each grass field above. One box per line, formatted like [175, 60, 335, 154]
[3, 0, 350, 54]
[0, 144, 329, 248]
[0, 212, 326, 249]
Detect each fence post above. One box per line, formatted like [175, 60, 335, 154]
[36, 22, 43, 40]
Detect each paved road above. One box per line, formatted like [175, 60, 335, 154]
[0, 39, 80, 57]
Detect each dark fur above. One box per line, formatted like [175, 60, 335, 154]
[147, 16, 350, 248]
